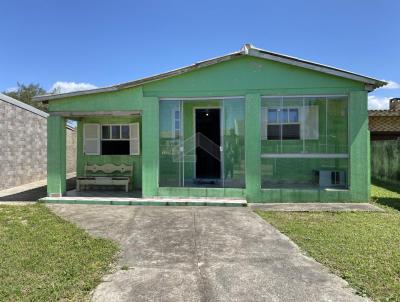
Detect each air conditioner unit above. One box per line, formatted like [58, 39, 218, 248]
[318, 170, 346, 187]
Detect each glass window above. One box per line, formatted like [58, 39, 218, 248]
[174, 120, 180, 130]
[282, 124, 300, 140]
[267, 125, 281, 140]
[223, 98, 245, 188]
[268, 109, 278, 123]
[261, 95, 349, 189]
[289, 109, 299, 122]
[112, 125, 120, 139]
[261, 157, 348, 189]
[100, 124, 135, 155]
[121, 125, 130, 139]
[102, 125, 110, 139]
[159, 101, 183, 187]
[266, 107, 300, 141]
[280, 109, 288, 123]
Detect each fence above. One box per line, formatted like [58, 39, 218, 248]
[371, 139, 400, 185]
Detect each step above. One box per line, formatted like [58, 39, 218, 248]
[40, 196, 247, 207]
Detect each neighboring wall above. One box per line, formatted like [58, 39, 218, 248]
[0, 99, 47, 190]
[0, 96, 76, 191]
[371, 140, 400, 185]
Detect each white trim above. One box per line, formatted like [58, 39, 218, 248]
[261, 153, 349, 159]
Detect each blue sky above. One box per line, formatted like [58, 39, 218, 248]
[1, 0, 399, 109]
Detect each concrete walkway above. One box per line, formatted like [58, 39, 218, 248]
[48, 204, 368, 302]
[250, 202, 383, 212]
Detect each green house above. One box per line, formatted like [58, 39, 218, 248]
[34, 44, 385, 204]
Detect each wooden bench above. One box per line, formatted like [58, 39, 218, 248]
[77, 163, 133, 192]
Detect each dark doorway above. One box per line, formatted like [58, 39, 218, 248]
[195, 108, 221, 180]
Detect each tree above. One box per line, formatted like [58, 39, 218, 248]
[3, 82, 48, 112]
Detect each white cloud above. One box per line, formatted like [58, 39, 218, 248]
[368, 95, 392, 110]
[5, 86, 18, 93]
[50, 81, 97, 94]
[381, 80, 400, 90]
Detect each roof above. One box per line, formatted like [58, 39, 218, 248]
[33, 44, 387, 102]
[0, 93, 49, 118]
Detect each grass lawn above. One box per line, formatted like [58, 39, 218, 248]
[0, 204, 118, 302]
[256, 183, 400, 302]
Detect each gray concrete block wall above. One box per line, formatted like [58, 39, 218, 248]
[0, 100, 76, 191]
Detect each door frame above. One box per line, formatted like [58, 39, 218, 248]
[193, 106, 223, 181]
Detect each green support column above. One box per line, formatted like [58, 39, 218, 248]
[245, 94, 261, 202]
[47, 115, 66, 197]
[349, 91, 369, 202]
[141, 97, 159, 197]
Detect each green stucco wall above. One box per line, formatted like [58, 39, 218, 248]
[46, 55, 370, 202]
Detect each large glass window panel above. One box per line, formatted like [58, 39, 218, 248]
[159, 100, 183, 187]
[261, 98, 282, 153]
[303, 97, 326, 153]
[281, 97, 302, 153]
[261, 95, 349, 190]
[261, 96, 348, 155]
[223, 99, 245, 188]
[261, 157, 348, 189]
[327, 96, 348, 153]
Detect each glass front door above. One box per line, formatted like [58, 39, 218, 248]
[159, 98, 245, 188]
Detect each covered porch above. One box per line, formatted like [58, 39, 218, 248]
[46, 101, 159, 199]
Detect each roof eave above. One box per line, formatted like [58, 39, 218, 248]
[248, 48, 387, 88]
[32, 44, 386, 102]
[33, 51, 243, 102]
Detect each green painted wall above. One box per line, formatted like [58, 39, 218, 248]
[45, 55, 370, 202]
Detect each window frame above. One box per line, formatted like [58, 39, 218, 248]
[81, 123, 140, 156]
[265, 107, 301, 140]
[101, 124, 131, 141]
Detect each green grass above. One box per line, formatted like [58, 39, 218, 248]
[0, 204, 119, 302]
[255, 184, 400, 301]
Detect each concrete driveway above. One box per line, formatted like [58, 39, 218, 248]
[48, 205, 367, 302]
